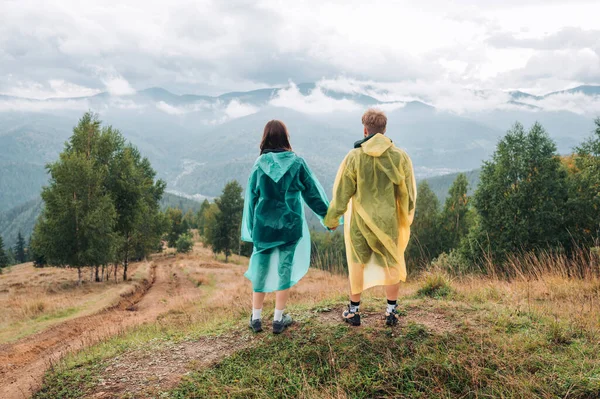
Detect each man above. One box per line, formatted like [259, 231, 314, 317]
[324, 108, 416, 326]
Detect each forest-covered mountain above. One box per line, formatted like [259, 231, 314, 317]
[1, 83, 598, 239]
[424, 169, 481, 203]
[0, 192, 202, 249]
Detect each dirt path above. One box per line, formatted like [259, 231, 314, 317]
[0, 255, 202, 399]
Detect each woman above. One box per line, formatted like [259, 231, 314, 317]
[241, 120, 330, 334]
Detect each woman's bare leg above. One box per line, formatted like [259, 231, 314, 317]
[253, 292, 266, 310]
[275, 288, 290, 311]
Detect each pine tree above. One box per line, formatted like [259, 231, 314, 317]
[166, 208, 188, 248]
[203, 203, 221, 255]
[567, 118, 600, 247]
[14, 232, 26, 264]
[108, 143, 166, 280]
[30, 230, 47, 268]
[183, 209, 197, 229]
[196, 199, 211, 236]
[440, 174, 471, 252]
[406, 181, 441, 266]
[210, 181, 244, 262]
[0, 236, 8, 269]
[32, 113, 118, 284]
[468, 122, 569, 264]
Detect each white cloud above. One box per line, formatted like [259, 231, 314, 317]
[374, 102, 407, 112]
[2, 0, 599, 98]
[224, 99, 258, 119]
[1, 0, 600, 113]
[109, 98, 146, 110]
[47, 80, 101, 98]
[0, 98, 90, 112]
[0, 79, 101, 99]
[154, 98, 258, 122]
[518, 92, 600, 115]
[102, 75, 136, 96]
[270, 83, 361, 114]
[156, 101, 186, 115]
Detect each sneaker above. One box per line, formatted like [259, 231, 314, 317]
[273, 314, 293, 334]
[249, 316, 263, 333]
[342, 306, 361, 326]
[385, 306, 401, 326]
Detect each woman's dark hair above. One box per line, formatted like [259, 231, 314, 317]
[260, 120, 292, 154]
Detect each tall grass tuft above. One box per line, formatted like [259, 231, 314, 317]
[417, 272, 453, 298]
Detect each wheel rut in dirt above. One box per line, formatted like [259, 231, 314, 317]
[0, 256, 202, 399]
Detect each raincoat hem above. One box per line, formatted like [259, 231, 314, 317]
[243, 272, 305, 293]
[351, 276, 407, 295]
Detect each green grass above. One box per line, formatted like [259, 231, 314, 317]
[170, 307, 600, 398]
[34, 306, 80, 322]
[33, 294, 600, 399]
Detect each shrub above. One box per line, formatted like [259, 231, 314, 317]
[176, 233, 194, 254]
[430, 250, 471, 275]
[417, 272, 453, 299]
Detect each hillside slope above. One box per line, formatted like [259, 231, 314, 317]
[23, 245, 600, 399]
[423, 169, 481, 203]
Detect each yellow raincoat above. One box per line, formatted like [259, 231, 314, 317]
[324, 133, 417, 294]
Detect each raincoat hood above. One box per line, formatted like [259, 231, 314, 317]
[256, 151, 297, 183]
[360, 133, 393, 157]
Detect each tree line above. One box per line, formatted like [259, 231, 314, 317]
[407, 119, 600, 276]
[10, 113, 599, 281]
[2, 112, 253, 281]
[164, 180, 250, 261]
[0, 232, 28, 272]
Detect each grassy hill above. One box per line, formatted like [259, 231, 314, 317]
[23, 245, 600, 399]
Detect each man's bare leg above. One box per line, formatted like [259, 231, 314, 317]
[384, 282, 402, 326]
[350, 292, 361, 303]
[385, 282, 401, 301]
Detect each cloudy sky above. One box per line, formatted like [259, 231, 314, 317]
[1, 0, 599, 100]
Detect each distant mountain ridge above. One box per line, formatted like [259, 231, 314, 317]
[0, 192, 203, 249]
[4, 83, 599, 109]
[1, 81, 598, 231]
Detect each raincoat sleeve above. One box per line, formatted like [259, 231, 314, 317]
[403, 153, 417, 224]
[324, 154, 357, 229]
[241, 168, 259, 242]
[299, 160, 330, 221]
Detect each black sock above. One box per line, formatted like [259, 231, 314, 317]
[349, 300, 360, 312]
[387, 299, 397, 306]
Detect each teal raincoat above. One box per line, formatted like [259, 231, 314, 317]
[241, 151, 329, 292]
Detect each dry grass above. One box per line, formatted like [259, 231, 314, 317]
[32, 243, 600, 398]
[477, 246, 600, 280]
[0, 261, 149, 343]
[454, 274, 600, 336]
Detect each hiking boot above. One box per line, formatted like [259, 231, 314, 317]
[342, 306, 361, 326]
[273, 314, 293, 334]
[249, 316, 263, 333]
[385, 307, 401, 326]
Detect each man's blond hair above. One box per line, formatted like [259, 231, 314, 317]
[362, 108, 387, 135]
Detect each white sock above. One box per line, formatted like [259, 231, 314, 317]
[274, 308, 284, 322]
[252, 308, 262, 321]
[386, 303, 397, 313]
